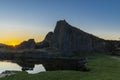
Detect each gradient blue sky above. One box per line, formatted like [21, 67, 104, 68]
[0, 0, 120, 45]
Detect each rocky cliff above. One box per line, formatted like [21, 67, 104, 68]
[40, 20, 108, 55]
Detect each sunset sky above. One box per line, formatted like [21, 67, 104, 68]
[0, 0, 120, 46]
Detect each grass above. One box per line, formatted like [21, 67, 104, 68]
[1, 54, 120, 80]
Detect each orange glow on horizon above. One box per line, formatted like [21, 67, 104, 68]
[0, 37, 44, 46]
[0, 28, 47, 46]
[4, 41, 21, 46]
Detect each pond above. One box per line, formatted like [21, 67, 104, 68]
[0, 61, 46, 74]
[0, 57, 87, 74]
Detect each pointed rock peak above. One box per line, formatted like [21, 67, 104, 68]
[54, 20, 70, 32]
[44, 32, 54, 42]
[56, 19, 69, 26]
[28, 39, 35, 42]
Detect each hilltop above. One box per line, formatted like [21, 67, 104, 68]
[37, 20, 120, 56]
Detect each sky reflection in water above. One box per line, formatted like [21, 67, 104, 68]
[0, 61, 46, 74]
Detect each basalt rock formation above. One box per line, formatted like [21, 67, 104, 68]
[39, 20, 108, 55]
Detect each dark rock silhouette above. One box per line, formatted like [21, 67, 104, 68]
[36, 32, 54, 48]
[107, 40, 120, 55]
[15, 20, 120, 56]
[39, 20, 107, 55]
[17, 39, 36, 49]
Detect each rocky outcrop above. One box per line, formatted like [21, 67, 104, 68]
[0, 43, 6, 48]
[40, 20, 107, 55]
[36, 32, 54, 48]
[17, 39, 36, 49]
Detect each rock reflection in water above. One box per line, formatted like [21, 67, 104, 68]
[0, 57, 88, 74]
[14, 60, 46, 74]
[15, 58, 88, 72]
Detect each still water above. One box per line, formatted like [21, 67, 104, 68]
[0, 61, 46, 74]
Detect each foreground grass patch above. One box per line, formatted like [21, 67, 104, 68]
[1, 54, 120, 80]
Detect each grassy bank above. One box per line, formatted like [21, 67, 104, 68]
[1, 54, 120, 80]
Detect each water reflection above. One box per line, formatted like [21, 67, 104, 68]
[0, 58, 88, 74]
[26, 64, 45, 74]
[0, 61, 46, 74]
